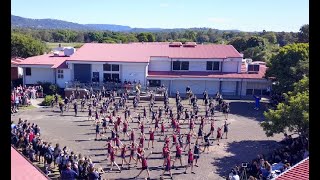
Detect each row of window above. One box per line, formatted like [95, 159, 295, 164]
[172, 61, 220, 71]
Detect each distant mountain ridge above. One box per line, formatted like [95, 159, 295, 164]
[11, 15, 241, 32]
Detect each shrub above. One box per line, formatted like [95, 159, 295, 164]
[41, 94, 62, 106]
[37, 82, 60, 95]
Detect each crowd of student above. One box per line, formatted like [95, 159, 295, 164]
[43, 85, 233, 179]
[11, 85, 43, 113]
[11, 118, 103, 179]
[228, 134, 309, 180]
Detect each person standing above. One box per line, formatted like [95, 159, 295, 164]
[134, 151, 152, 179]
[73, 101, 78, 117]
[253, 95, 261, 110]
[184, 148, 195, 174]
[60, 162, 78, 180]
[222, 121, 231, 139]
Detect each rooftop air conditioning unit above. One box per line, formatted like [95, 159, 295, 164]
[183, 42, 197, 47]
[247, 64, 260, 74]
[246, 58, 253, 64]
[169, 42, 182, 47]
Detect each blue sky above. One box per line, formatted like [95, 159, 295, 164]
[11, 0, 308, 32]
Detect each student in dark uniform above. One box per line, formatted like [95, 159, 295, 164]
[222, 121, 231, 139]
[73, 101, 78, 117]
[88, 107, 93, 121]
[193, 141, 201, 167]
[95, 120, 102, 140]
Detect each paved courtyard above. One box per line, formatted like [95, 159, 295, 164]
[12, 97, 283, 180]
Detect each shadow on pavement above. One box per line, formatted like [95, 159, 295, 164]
[228, 102, 269, 121]
[211, 140, 282, 178]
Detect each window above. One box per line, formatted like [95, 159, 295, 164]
[26, 67, 31, 76]
[57, 69, 64, 79]
[103, 64, 111, 71]
[112, 64, 119, 71]
[206, 61, 220, 71]
[103, 64, 120, 71]
[246, 89, 253, 95]
[172, 61, 189, 70]
[149, 80, 161, 87]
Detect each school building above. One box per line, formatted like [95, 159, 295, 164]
[18, 42, 271, 97]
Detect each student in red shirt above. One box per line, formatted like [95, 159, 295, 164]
[161, 155, 175, 179]
[122, 119, 129, 140]
[128, 142, 138, 167]
[134, 151, 152, 179]
[172, 144, 183, 169]
[135, 144, 145, 167]
[210, 120, 215, 138]
[160, 122, 165, 140]
[109, 147, 121, 172]
[148, 127, 155, 149]
[130, 129, 136, 143]
[120, 144, 130, 169]
[184, 131, 194, 151]
[184, 148, 195, 174]
[217, 126, 222, 145]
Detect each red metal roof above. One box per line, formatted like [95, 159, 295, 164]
[18, 52, 70, 69]
[18, 43, 243, 68]
[68, 43, 242, 62]
[147, 64, 267, 79]
[11, 147, 49, 180]
[11, 57, 24, 65]
[275, 157, 309, 180]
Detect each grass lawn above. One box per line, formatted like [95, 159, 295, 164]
[46, 42, 84, 50]
[19, 105, 36, 110]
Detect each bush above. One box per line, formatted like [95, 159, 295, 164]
[37, 82, 60, 95]
[41, 94, 62, 106]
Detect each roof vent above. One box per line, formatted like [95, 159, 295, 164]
[53, 51, 60, 56]
[183, 42, 197, 47]
[169, 42, 182, 47]
[64, 47, 76, 57]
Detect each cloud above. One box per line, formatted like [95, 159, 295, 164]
[160, 3, 169, 7]
[208, 17, 232, 23]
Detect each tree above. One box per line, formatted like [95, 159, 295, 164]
[262, 32, 277, 44]
[146, 33, 155, 42]
[11, 32, 49, 58]
[298, 24, 309, 43]
[246, 36, 266, 48]
[265, 43, 309, 93]
[261, 77, 309, 137]
[228, 37, 248, 52]
[137, 33, 148, 42]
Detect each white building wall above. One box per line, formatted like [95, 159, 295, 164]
[122, 63, 148, 86]
[170, 80, 206, 95]
[222, 61, 238, 72]
[189, 61, 206, 71]
[148, 57, 171, 71]
[221, 81, 237, 95]
[205, 81, 220, 95]
[56, 69, 71, 88]
[24, 68, 55, 85]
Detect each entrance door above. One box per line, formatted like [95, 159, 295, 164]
[74, 64, 91, 83]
